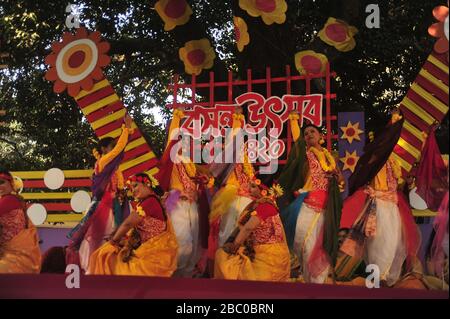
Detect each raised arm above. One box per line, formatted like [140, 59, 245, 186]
[165, 108, 185, 150]
[97, 115, 133, 172]
[289, 112, 301, 142]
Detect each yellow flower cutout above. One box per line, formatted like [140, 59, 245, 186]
[294, 50, 328, 75]
[340, 121, 363, 144]
[155, 0, 193, 31]
[340, 150, 360, 173]
[233, 16, 250, 52]
[179, 39, 216, 75]
[239, 0, 288, 25]
[318, 17, 358, 52]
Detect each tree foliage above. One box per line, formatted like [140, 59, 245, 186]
[0, 0, 448, 171]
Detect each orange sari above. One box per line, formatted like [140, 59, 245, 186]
[0, 195, 41, 273]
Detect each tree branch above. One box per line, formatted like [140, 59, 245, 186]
[0, 136, 35, 166]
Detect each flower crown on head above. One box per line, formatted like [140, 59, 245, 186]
[126, 174, 159, 189]
[251, 176, 271, 196]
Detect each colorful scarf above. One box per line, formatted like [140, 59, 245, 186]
[348, 117, 404, 196]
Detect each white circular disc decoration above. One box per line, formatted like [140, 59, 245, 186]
[445, 15, 449, 41]
[70, 190, 92, 213]
[55, 39, 99, 84]
[44, 168, 65, 190]
[409, 187, 428, 210]
[27, 204, 48, 225]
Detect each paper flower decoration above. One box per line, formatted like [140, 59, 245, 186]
[340, 150, 359, 173]
[234, 16, 250, 52]
[155, 0, 193, 31]
[179, 38, 216, 75]
[318, 17, 358, 52]
[340, 121, 363, 144]
[294, 50, 328, 75]
[428, 4, 449, 58]
[44, 27, 110, 97]
[239, 0, 288, 25]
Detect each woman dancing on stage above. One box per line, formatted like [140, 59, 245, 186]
[89, 173, 178, 276]
[0, 169, 41, 273]
[214, 179, 290, 281]
[278, 112, 344, 283]
[66, 115, 133, 271]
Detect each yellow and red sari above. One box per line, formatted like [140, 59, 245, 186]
[89, 196, 178, 277]
[0, 194, 41, 273]
[214, 200, 291, 282]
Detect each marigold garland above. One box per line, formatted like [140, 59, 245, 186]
[309, 147, 336, 173]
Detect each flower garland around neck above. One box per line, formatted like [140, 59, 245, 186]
[243, 151, 254, 178]
[308, 146, 336, 173]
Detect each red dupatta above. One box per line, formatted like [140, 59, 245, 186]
[0, 194, 23, 216]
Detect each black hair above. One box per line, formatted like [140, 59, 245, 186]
[134, 173, 164, 197]
[0, 167, 12, 178]
[302, 123, 322, 135]
[40, 246, 67, 274]
[97, 137, 116, 155]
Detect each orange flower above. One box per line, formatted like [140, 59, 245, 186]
[239, 0, 288, 25]
[44, 27, 110, 97]
[179, 39, 216, 75]
[155, 0, 193, 31]
[318, 17, 358, 52]
[428, 4, 449, 58]
[233, 16, 250, 52]
[294, 50, 328, 75]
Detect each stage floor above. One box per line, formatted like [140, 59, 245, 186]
[0, 274, 447, 299]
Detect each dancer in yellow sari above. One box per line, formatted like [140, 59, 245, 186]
[207, 108, 255, 274]
[214, 179, 290, 282]
[0, 169, 41, 273]
[89, 173, 178, 277]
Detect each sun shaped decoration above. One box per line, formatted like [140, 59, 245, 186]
[155, 0, 193, 31]
[294, 50, 329, 75]
[318, 17, 358, 52]
[340, 121, 363, 144]
[44, 27, 110, 97]
[340, 150, 360, 173]
[428, 3, 449, 60]
[234, 16, 250, 52]
[179, 38, 216, 75]
[239, 0, 288, 25]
